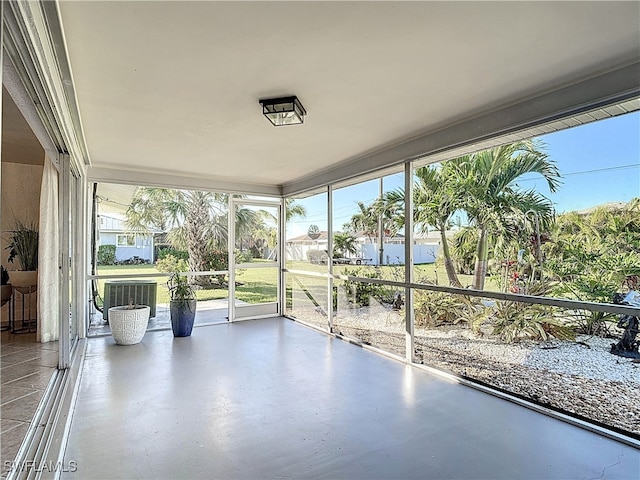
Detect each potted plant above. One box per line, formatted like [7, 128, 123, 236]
[167, 272, 197, 337]
[108, 298, 150, 345]
[5, 219, 38, 292]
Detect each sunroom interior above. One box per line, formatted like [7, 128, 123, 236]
[1, 1, 639, 479]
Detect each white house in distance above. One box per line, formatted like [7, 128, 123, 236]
[359, 232, 440, 265]
[98, 214, 156, 263]
[286, 231, 330, 263]
[285, 230, 442, 265]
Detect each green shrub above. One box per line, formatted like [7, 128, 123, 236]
[487, 279, 575, 343]
[206, 250, 229, 286]
[206, 250, 228, 271]
[156, 254, 189, 273]
[97, 244, 116, 265]
[157, 247, 188, 261]
[414, 290, 484, 331]
[235, 249, 253, 264]
[489, 301, 575, 343]
[341, 267, 394, 307]
[543, 200, 640, 337]
[307, 250, 328, 264]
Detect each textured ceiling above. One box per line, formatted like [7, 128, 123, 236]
[57, 1, 640, 191]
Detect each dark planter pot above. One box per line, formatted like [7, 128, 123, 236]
[170, 299, 197, 337]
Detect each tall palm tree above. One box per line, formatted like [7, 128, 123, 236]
[347, 201, 378, 241]
[126, 188, 256, 287]
[414, 165, 463, 286]
[233, 204, 267, 256]
[384, 165, 463, 287]
[333, 232, 358, 258]
[285, 199, 307, 222]
[450, 140, 561, 290]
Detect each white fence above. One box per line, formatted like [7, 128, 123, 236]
[360, 243, 438, 265]
[286, 242, 438, 265]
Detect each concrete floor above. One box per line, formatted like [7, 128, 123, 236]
[62, 318, 639, 480]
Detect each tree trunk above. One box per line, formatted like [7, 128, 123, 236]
[472, 227, 488, 290]
[185, 194, 211, 287]
[440, 226, 462, 287]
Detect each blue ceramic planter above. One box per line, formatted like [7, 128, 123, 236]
[170, 299, 197, 337]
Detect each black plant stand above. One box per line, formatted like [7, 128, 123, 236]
[0, 286, 12, 332]
[12, 285, 37, 334]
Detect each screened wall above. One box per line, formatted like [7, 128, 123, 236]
[284, 111, 640, 439]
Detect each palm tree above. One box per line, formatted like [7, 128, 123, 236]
[450, 140, 561, 290]
[414, 165, 463, 286]
[333, 232, 358, 258]
[383, 165, 463, 287]
[126, 188, 260, 287]
[234, 205, 268, 257]
[347, 201, 378, 241]
[345, 197, 402, 265]
[285, 199, 307, 222]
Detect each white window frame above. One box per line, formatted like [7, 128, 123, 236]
[116, 234, 136, 247]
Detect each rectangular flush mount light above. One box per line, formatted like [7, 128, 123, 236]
[259, 96, 306, 126]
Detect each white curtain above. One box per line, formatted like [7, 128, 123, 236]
[38, 155, 59, 342]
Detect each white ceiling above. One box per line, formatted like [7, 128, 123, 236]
[57, 1, 640, 193]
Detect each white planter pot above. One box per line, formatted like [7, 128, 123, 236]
[108, 306, 150, 345]
[9, 270, 38, 294]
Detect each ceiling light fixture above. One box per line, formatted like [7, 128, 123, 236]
[259, 96, 306, 126]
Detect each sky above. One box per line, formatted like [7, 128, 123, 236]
[288, 111, 640, 238]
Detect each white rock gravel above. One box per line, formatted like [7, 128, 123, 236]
[523, 335, 639, 384]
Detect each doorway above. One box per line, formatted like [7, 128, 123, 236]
[229, 197, 281, 321]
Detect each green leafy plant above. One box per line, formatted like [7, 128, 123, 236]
[156, 254, 189, 274]
[341, 267, 394, 307]
[486, 279, 575, 343]
[489, 301, 574, 343]
[414, 289, 485, 332]
[545, 202, 640, 336]
[6, 220, 38, 271]
[207, 250, 229, 286]
[97, 244, 116, 265]
[306, 250, 328, 264]
[235, 249, 253, 264]
[167, 272, 196, 303]
[157, 247, 188, 261]
[333, 232, 358, 258]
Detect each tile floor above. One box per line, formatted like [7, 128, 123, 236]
[1, 330, 58, 477]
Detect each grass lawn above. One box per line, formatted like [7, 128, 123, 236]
[96, 264, 278, 304]
[286, 261, 482, 289]
[95, 261, 497, 307]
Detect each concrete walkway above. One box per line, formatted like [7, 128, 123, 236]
[63, 318, 639, 479]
